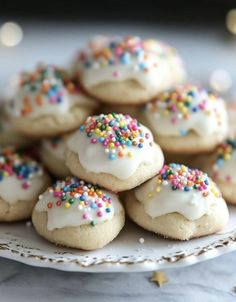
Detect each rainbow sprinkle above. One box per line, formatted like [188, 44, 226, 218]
[212, 139, 236, 182]
[78, 36, 173, 75]
[11, 65, 81, 117]
[145, 85, 222, 136]
[215, 139, 236, 166]
[146, 163, 220, 198]
[0, 147, 43, 189]
[43, 177, 114, 226]
[79, 113, 153, 160]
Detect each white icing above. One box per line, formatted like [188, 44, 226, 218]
[135, 177, 220, 221]
[35, 187, 122, 230]
[67, 124, 156, 180]
[0, 175, 46, 204]
[145, 90, 228, 137]
[7, 67, 97, 118]
[212, 150, 236, 183]
[77, 37, 186, 90]
[42, 138, 66, 161]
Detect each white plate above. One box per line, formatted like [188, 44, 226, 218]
[0, 206, 235, 273]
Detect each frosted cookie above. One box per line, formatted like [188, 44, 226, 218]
[125, 163, 229, 240]
[7, 65, 98, 137]
[143, 85, 228, 154]
[0, 105, 33, 148]
[75, 35, 186, 104]
[66, 113, 164, 192]
[41, 136, 71, 178]
[0, 147, 50, 221]
[203, 139, 236, 205]
[32, 177, 125, 250]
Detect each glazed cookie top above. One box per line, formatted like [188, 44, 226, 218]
[76, 35, 185, 89]
[211, 139, 236, 183]
[144, 85, 228, 137]
[7, 65, 96, 118]
[0, 147, 46, 204]
[35, 177, 123, 230]
[135, 163, 223, 221]
[67, 113, 158, 179]
[42, 137, 66, 161]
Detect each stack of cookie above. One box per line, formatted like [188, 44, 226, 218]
[0, 35, 233, 251]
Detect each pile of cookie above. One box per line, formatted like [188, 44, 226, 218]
[0, 36, 235, 250]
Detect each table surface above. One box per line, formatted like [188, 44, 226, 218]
[0, 252, 235, 302]
[0, 21, 236, 301]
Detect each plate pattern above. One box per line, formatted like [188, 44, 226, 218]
[0, 226, 236, 270]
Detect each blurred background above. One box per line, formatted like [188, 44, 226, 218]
[1, 0, 236, 99]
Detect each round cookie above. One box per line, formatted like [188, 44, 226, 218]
[66, 113, 164, 192]
[41, 136, 71, 178]
[142, 84, 228, 154]
[0, 105, 33, 148]
[75, 35, 186, 104]
[0, 147, 50, 221]
[125, 163, 229, 240]
[32, 177, 125, 250]
[7, 65, 98, 137]
[203, 139, 236, 205]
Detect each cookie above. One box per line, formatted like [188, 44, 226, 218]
[7, 65, 98, 137]
[125, 163, 229, 240]
[66, 113, 164, 192]
[75, 36, 186, 104]
[32, 177, 125, 250]
[202, 139, 236, 205]
[0, 105, 33, 148]
[0, 147, 50, 221]
[142, 84, 228, 154]
[41, 136, 71, 178]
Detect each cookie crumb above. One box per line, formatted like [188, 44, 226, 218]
[150, 271, 169, 287]
[138, 237, 145, 244]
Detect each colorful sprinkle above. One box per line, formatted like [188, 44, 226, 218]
[146, 163, 221, 198]
[43, 177, 114, 226]
[212, 139, 236, 182]
[10, 65, 82, 117]
[145, 85, 224, 133]
[78, 36, 175, 73]
[0, 147, 43, 190]
[79, 113, 153, 160]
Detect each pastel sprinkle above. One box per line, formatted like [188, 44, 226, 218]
[78, 36, 175, 74]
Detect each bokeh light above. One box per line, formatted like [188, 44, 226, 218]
[0, 22, 23, 47]
[209, 69, 232, 93]
[226, 9, 236, 34]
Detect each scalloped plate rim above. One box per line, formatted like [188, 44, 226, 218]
[0, 206, 235, 273]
